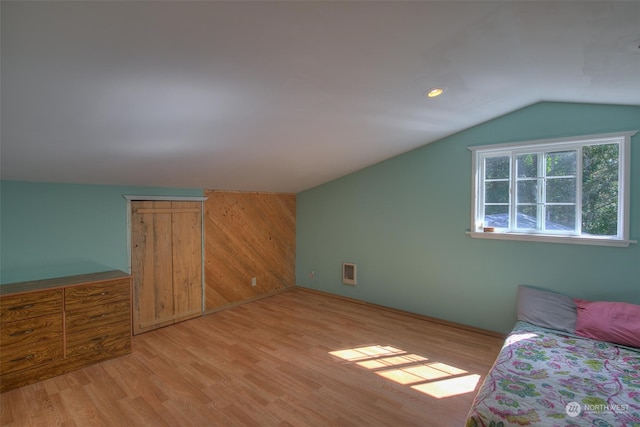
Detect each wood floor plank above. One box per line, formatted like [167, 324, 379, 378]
[0, 288, 503, 426]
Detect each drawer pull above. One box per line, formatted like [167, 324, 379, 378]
[9, 304, 34, 311]
[90, 313, 108, 319]
[9, 329, 34, 336]
[89, 291, 109, 297]
[10, 354, 34, 363]
[91, 334, 109, 342]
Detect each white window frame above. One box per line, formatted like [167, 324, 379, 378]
[467, 131, 637, 247]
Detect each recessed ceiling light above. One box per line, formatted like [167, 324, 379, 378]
[426, 87, 446, 98]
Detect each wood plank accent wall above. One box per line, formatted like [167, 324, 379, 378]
[204, 191, 295, 312]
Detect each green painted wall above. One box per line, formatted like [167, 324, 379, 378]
[296, 102, 640, 334]
[0, 181, 203, 284]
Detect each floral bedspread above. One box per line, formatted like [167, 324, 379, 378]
[466, 321, 640, 427]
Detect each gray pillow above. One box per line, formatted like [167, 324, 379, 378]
[517, 285, 577, 333]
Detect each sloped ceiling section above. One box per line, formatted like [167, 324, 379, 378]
[1, 1, 639, 193]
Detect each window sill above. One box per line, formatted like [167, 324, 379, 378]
[466, 231, 637, 247]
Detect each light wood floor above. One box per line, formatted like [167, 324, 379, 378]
[0, 288, 503, 427]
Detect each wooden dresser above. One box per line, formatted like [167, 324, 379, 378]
[0, 270, 132, 392]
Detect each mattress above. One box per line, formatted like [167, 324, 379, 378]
[466, 321, 640, 426]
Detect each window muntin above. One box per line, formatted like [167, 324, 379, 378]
[471, 132, 635, 244]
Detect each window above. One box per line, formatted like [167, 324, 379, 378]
[469, 131, 637, 247]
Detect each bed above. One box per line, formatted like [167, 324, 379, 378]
[466, 286, 640, 427]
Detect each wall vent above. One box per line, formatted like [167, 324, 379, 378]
[342, 263, 357, 286]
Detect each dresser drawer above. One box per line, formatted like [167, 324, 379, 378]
[66, 319, 131, 360]
[0, 290, 63, 324]
[66, 300, 131, 331]
[0, 360, 66, 393]
[0, 313, 63, 349]
[65, 280, 130, 310]
[0, 333, 63, 374]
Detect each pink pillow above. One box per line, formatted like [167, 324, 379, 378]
[574, 299, 640, 348]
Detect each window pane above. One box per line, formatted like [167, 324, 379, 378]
[546, 151, 576, 176]
[484, 205, 509, 228]
[582, 143, 619, 236]
[516, 153, 537, 178]
[516, 180, 538, 204]
[516, 206, 537, 229]
[546, 178, 576, 203]
[485, 156, 510, 179]
[485, 181, 509, 203]
[546, 205, 575, 230]
[473, 134, 626, 242]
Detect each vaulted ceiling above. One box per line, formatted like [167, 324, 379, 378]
[2, 1, 639, 193]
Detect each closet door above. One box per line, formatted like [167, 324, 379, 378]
[132, 201, 175, 334]
[171, 201, 203, 323]
[131, 201, 203, 335]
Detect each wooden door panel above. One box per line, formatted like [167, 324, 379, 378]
[131, 201, 175, 334]
[172, 201, 203, 320]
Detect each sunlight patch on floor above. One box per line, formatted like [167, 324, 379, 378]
[357, 353, 428, 370]
[412, 374, 481, 398]
[329, 345, 404, 362]
[329, 345, 480, 399]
